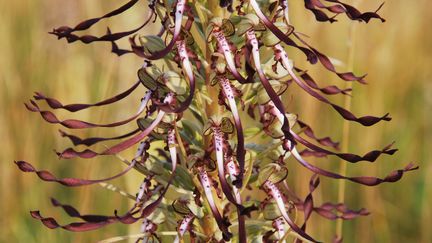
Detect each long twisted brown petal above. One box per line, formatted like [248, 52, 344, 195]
[25, 91, 151, 129]
[50, 198, 117, 223]
[57, 110, 165, 159]
[33, 80, 141, 112]
[15, 160, 136, 187]
[324, 0, 385, 23]
[313, 203, 369, 220]
[286, 141, 418, 186]
[30, 211, 115, 232]
[267, 100, 395, 163]
[249, 0, 318, 64]
[293, 175, 320, 243]
[58, 128, 140, 147]
[303, 0, 342, 23]
[293, 35, 367, 83]
[30, 197, 142, 232]
[304, 0, 385, 23]
[292, 68, 351, 95]
[51, 0, 140, 37]
[292, 131, 397, 163]
[50, 12, 154, 45]
[275, 44, 391, 127]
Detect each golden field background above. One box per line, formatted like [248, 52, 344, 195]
[0, 0, 430, 242]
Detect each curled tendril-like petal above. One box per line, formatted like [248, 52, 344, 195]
[290, 68, 352, 96]
[274, 44, 391, 126]
[50, 11, 154, 45]
[56, 109, 165, 159]
[293, 34, 367, 83]
[313, 0, 386, 23]
[50, 0, 140, 38]
[58, 128, 140, 147]
[33, 80, 141, 112]
[25, 91, 152, 129]
[30, 210, 116, 232]
[56, 93, 173, 159]
[285, 139, 418, 186]
[14, 160, 137, 187]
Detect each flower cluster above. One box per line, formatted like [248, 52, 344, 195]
[16, 0, 417, 242]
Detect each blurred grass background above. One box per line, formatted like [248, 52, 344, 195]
[0, 0, 430, 242]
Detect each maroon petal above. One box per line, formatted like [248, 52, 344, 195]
[58, 128, 140, 147]
[294, 68, 351, 95]
[292, 132, 397, 163]
[287, 143, 418, 186]
[56, 111, 165, 159]
[274, 45, 391, 127]
[325, 0, 386, 22]
[50, 198, 118, 223]
[249, 0, 318, 64]
[15, 160, 136, 187]
[30, 211, 114, 231]
[33, 80, 140, 112]
[25, 95, 149, 129]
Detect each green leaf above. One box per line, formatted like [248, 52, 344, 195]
[263, 202, 282, 220]
[139, 35, 167, 54]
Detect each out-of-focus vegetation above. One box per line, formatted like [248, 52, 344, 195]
[0, 0, 430, 242]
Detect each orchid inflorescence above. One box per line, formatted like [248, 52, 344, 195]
[16, 0, 417, 242]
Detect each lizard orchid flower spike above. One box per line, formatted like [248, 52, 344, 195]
[16, 0, 417, 242]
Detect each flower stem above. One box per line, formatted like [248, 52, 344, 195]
[336, 5, 359, 239]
